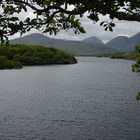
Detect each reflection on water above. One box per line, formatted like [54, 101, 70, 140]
[0, 57, 140, 140]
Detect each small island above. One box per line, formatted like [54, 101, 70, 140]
[0, 44, 77, 69]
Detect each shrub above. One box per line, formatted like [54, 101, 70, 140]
[6, 60, 22, 69]
[0, 56, 8, 69]
[136, 92, 140, 100]
[0, 55, 22, 69]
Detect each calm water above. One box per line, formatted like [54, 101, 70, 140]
[0, 57, 140, 140]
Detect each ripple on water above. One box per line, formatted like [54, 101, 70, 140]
[0, 57, 140, 140]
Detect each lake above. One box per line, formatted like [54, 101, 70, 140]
[0, 57, 140, 140]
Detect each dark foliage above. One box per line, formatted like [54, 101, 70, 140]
[0, 44, 77, 69]
[0, 0, 140, 44]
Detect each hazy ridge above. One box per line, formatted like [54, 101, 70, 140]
[106, 32, 140, 52]
[10, 33, 117, 56]
[10, 32, 140, 55]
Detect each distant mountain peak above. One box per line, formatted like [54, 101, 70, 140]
[29, 33, 43, 36]
[134, 32, 140, 36]
[106, 33, 140, 52]
[23, 33, 50, 39]
[82, 36, 104, 45]
[108, 36, 129, 41]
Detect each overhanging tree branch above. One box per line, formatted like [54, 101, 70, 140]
[0, 0, 140, 44]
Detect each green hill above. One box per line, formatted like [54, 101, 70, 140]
[0, 44, 77, 69]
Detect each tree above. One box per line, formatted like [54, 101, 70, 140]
[132, 45, 140, 100]
[0, 0, 140, 44]
[132, 46, 140, 74]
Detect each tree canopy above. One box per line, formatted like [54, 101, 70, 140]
[0, 0, 140, 44]
[0, 44, 77, 69]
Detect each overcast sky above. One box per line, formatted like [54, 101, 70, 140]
[9, 11, 140, 43]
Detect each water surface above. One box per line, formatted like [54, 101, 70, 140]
[0, 57, 140, 140]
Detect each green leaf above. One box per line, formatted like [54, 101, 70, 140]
[105, 27, 108, 31]
[100, 21, 105, 26]
[10, 17, 19, 21]
[109, 26, 113, 31]
[110, 23, 115, 27]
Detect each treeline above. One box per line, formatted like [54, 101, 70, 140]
[110, 52, 136, 60]
[94, 51, 137, 60]
[0, 44, 77, 69]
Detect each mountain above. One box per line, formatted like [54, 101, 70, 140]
[129, 33, 140, 46]
[106, 36, 130, 52]
[82, 36, 104, 45]
[10, 33, 116, 56]
[106, 33, 140, 52]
